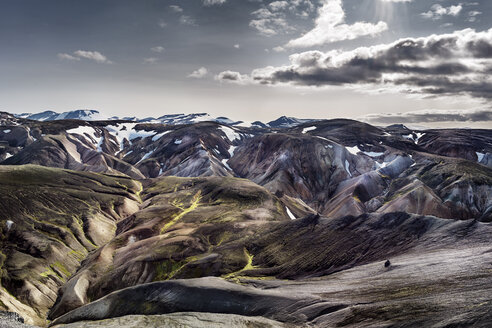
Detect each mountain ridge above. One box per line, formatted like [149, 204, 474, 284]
[13, 110, 319, 128]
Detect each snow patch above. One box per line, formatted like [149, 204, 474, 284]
[235, 121, 253, 128]
[302, 126, 316, 134]
[96, 138, 104, 152]
[152, 131, 171, 141]
[345, 160, 352, 177]
[2, 129, 11, 133]
[222, 159, 233, 171]
[476, 152, 485, 162]
[403, 134, 414, 141]
[219, 126, 241, 142]
[129, 130, 156, 141]
[4, 153, 13, 159]
[346, 146, 360, 155]
[5, 220, 14, 231]
[174, 139, 182, 145]
[67, 126, 102, 148]
[67, 126, 98, 140]
[415, 132, 425, 144]
[285, 207, 296, 220]
[136, 150, 154, 164]
[228, 145, 237, 157]
[128, 235, 137, 245]
[106, 123, 156, 150]
[363, 151, 384, 157]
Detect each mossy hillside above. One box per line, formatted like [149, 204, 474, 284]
[0, 165, 141, 323]
[51, 176, 296, 316]
[417, 159, 492, 188]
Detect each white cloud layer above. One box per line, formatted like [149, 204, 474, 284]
[151, 46, 165, 53]
[421, 4, 463, 20]
[203, 0, 226, 6]
[286, 0, 388, 48]
[363, 108, 492, 124]
[58, 50, 112, 64]
[143, 57, 158, 64]
[188, 67, 208, 78]
[249, 0, 315, 36]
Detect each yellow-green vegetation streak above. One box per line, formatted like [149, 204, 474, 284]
[160, 191, 202, 234]
[154, 255, 199, 281]
[223, 248, 257, 281]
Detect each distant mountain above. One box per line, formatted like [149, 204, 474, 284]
[14, 110, 317, 128]
[267, 115, 317, 128]
[15, 110, 103, 121]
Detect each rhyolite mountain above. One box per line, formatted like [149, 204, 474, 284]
[0, 110, 491, 327]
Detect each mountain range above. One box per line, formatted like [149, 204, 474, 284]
[0, 110, 491, 327]
[14, 109, 317, 128]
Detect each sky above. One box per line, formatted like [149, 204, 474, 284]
[1, 0, 491, 127]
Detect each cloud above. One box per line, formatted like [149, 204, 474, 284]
[151, 46, 165, 53]
[249, 8, 293, 36]
[249, 0, 315, 36]
[180, 15, 197, 26]
[188, 67, 208, 78]
[217, 28, 492, 100]
[363, 108, 492, 124]
[169, 5, 183, 13]
[467, 10, 482, 22]
[215, 70, 250, 84]
[203, 0, 226, 6]
[57, 53, 80, 61]
[269, 1, 289, 11]
[73, 50, 112, 64]
[158, 20, 167, 28]
[58, 50, 111, 64]
[143, 57, 158, 64]
[285, 0, 388, 48]
[421, 4, 462, 20]
[379, 0, 412, 2]
[234, 44, 240, 49]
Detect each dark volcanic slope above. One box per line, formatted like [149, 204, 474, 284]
[0, 165, 141, 325]
[50, 212, 492, 328]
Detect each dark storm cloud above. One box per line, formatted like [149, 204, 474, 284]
[218, 28, 492, 99]
[364, 108, 492, 124]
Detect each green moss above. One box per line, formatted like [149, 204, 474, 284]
[223, 248, 258, 281]
[39, 266, 57, 279]
[160, 191, 202, 234]
[153, 256, 199, 281]
[52, 261, 71, 277]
